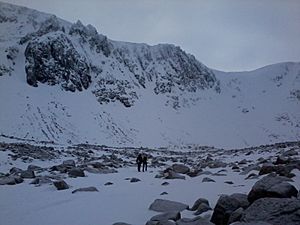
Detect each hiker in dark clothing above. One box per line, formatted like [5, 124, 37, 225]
[142, 155, 148, 172]
[136, 153, 143, 172]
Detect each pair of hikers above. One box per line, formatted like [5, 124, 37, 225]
[136, 153, 147, 172]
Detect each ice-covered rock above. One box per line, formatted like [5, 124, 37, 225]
[149, 199, 189, 212]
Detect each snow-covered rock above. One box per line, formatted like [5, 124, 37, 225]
[149, 199, 189, 212]
[241, 198, 300, 225]
[247, 173, 298, 203]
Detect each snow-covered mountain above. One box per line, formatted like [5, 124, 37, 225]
[0, 2, 299, 148]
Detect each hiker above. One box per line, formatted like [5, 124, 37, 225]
[136, 153, 143, 172]
[142, 154, 148, 172]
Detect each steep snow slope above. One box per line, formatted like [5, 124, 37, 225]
[0, 2, 299, 148]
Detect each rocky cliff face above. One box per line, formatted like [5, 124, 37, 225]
[0, 1, 219, 107]
[24, 32, 91, 91]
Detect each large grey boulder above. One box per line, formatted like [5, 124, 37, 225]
[150, 211, 181, 222]
[0, 175, 23, 185]
[20, 170, 35, 179]
[149, 199, 189, 212]
[68, 168, 85, 178]
[171, 164, 190, 174]
[240, 198, 300, 225]
[211, 193, 249, 225]
[258, 163, 277, 175]
[190, 198, 210, 211]
[247, 173, 298, 203]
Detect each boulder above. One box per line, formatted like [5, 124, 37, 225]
[62, 159, 76, 167]
[259, 163, 294, 177]
[247, 173, 298, 203]
[53, 180, 69, 190]
[149, 199, 189, 212]
[245, 173, 259, 180]
[211, 193, 249, 225]
[130, 177, 141, 183]
[9, 167, 23, 174]
[164, 169, 185, 180]
[150, 211, 181, 222]
[85, 167, 118, 174]
[225, 181, 234, 184]
[171, 164, 190, 174]
[190, 198, 210, 211]
[258, 163, 276, 175]
[0, 175, 23, 185]
[194, 203, 212, 215]
[68, 168, 85, 178]
[228, 207, 244, 224]
[241, 198, 300, 225]
[207, 160, 227, 169]
[239, 165, 260, 175]
[202, 177, 215, 183]
[20, 170, 35, 179]
[186, 169, 203, 177]
[30, 176, 52, 185]
[27, 164, 42, 171]
[275, 155, 290, 165]
[282, 149, 298, 156]
[72, 186, 98, 194]
[238, 159, 248, 165]
[50, 164, 68, 173]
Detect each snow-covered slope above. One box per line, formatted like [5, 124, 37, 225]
[0, 2, 299, 148]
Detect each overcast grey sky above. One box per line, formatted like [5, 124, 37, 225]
[4, 0, 300, 71]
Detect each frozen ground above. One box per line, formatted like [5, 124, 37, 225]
[0, 142, 299, 225]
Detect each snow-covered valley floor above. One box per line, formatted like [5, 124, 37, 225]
[0, 142, 300, 225]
